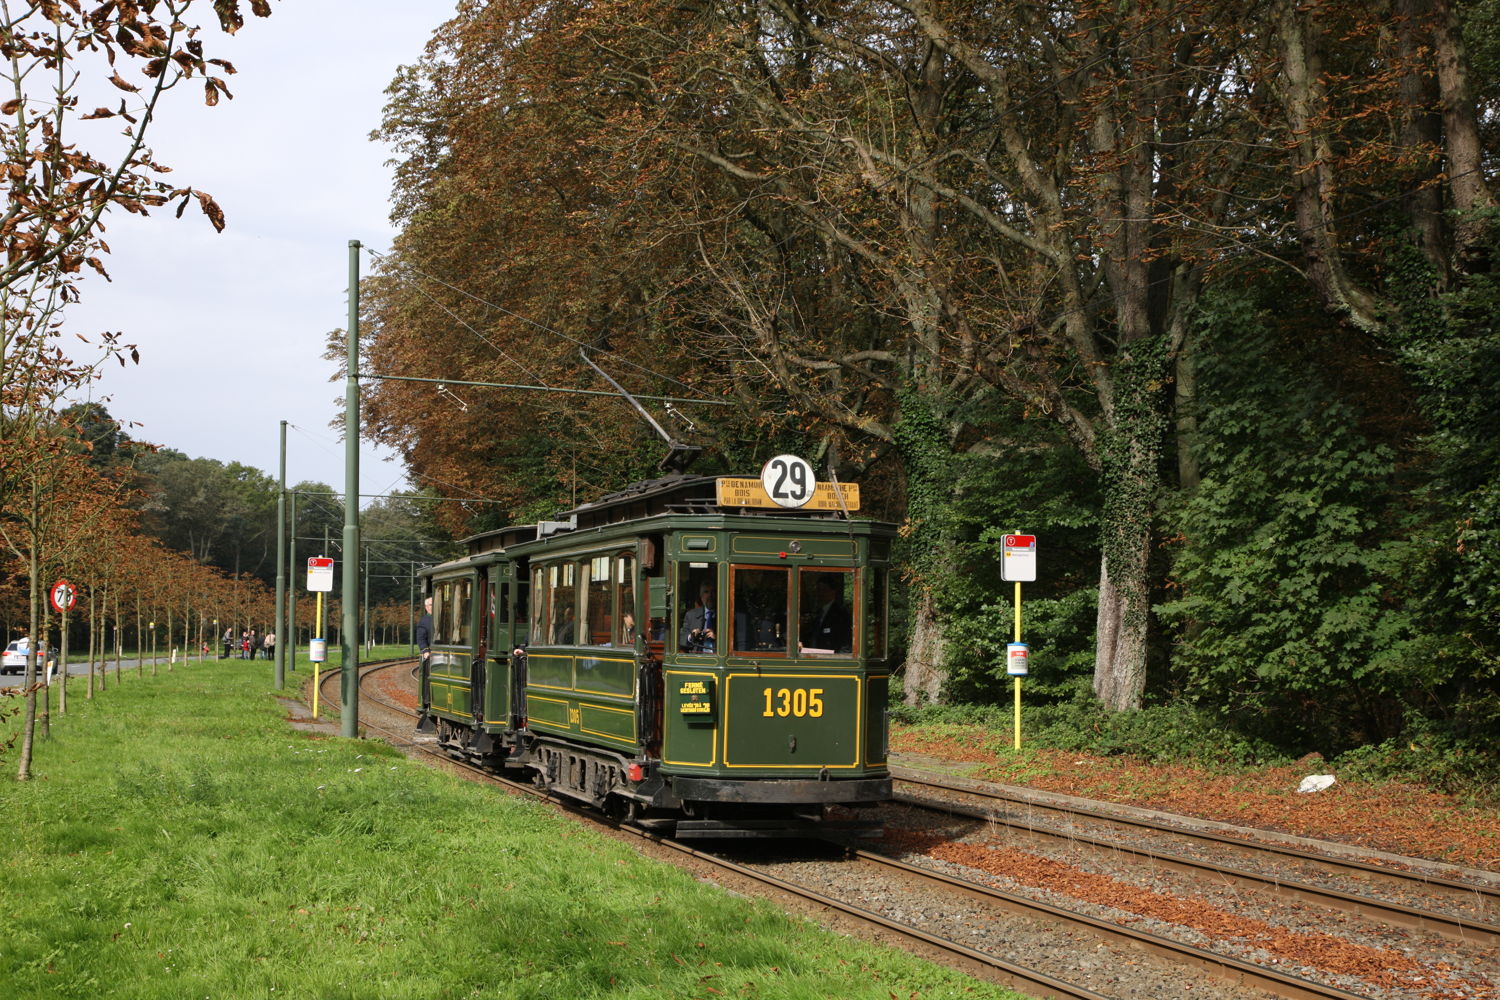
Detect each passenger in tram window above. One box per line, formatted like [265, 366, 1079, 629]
[805, 575, 852, 653]
[555, 604, 576, 645]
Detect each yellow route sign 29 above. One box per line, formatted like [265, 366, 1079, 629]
[715, 478, 860, 511]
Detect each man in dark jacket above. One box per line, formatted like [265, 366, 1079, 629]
[415, 596, 433, 662]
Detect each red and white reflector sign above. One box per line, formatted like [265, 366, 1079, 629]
[1006, 643, 1030, 676]
[306, 556, 335, 592]
[1001, 534, 1036, 582]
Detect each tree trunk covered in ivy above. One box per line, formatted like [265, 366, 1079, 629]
[894, 390, 960, 705]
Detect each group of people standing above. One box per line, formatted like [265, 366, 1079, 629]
[221, 627, 276, 660]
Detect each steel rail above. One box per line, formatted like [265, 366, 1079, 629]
[636, 831, 1114, 1000]
[843, 846, 1370, 1000]
[892, 770, 1500, 946]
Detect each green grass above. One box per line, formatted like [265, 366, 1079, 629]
[1, 661, 1021, 999]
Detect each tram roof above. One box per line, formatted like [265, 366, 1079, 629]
[448, 473, 886, 564]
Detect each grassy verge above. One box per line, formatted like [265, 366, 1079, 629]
[1, 660, 1020, 1000]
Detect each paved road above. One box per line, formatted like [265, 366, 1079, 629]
[2, 653, 266, 683]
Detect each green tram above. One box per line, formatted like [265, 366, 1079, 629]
[418, 472, 895, 836]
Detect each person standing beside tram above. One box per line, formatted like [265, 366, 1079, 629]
[415, 596, 433, 663]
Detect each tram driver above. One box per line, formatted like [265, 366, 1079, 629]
[681, 584, 716, 653]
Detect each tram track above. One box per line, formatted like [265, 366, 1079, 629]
[887, 769, 1500, 947]
[331, 662, 1499, 1000]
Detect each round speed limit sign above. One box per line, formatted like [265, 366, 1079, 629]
[49, 579, 77, 613]
[760, 454, 816, 508]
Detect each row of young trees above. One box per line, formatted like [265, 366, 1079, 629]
[1, 2, 274, 779]
[64, 402, 454, 610]
[0, 418, 286, 778]
[362, 0, 1499, 761]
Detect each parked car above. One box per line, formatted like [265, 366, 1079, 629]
[2, 638, 45, 675]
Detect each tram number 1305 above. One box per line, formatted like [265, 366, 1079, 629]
[762, 687, 825, 718]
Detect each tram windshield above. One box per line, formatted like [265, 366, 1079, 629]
[676, 563, 717, 653]
[730, 567, 788, 654]
[798, 568, 854, 657]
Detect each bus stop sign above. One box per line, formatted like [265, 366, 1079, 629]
[1001, 534, 1037, 582]
[306, 557, 335, 592]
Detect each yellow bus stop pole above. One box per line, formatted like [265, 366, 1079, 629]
[1013, 579, 1022, 750]
[312, 592, 323, 719]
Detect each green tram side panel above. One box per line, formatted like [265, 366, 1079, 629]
[727, 535, 857, 560]
[524, 650, 637, 752]
[864, 673, 889, 766]
[663, 670, 719, 768]
[482, 655, 512, 729]
[428, 649, 473, 720]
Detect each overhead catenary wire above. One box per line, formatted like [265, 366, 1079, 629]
[361, 244, 716, 401]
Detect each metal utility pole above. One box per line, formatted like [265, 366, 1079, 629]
[363, 542, 370, 651]
[341, 240, 362, 738]
[274, 420, 287, 690]
[288, 490, 298, 671]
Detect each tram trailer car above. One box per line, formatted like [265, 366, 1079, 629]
[417, 473, 895, 837]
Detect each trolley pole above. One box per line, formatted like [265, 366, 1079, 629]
[274, 420, 287, 690]
[341, 239, 362, 738]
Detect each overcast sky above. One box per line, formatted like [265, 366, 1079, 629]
[66, 1, 451, 502]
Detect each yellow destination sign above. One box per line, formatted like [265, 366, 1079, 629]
[715, 478, 861, 511]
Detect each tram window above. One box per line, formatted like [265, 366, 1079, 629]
[495, 581, 509, 625]
[676, 562, 717, 653]
[585, 555, 611, 645]
[477, 580, 489, 647]
[731, 567, 788, 655]
[432, 582, 448, 643]
[514, 578, 530, 637]
[531, 566, 547, 642]
[615, 554, 636, 646]
[549, 562, 578, 644]
[450, 578, 472, 645]
[870, 567, 888, 658]
[798, 568, 854, 657]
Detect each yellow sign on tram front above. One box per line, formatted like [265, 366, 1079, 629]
[714, 478, 860, 512]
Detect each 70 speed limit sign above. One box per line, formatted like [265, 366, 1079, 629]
[49, 579, 78, 613]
